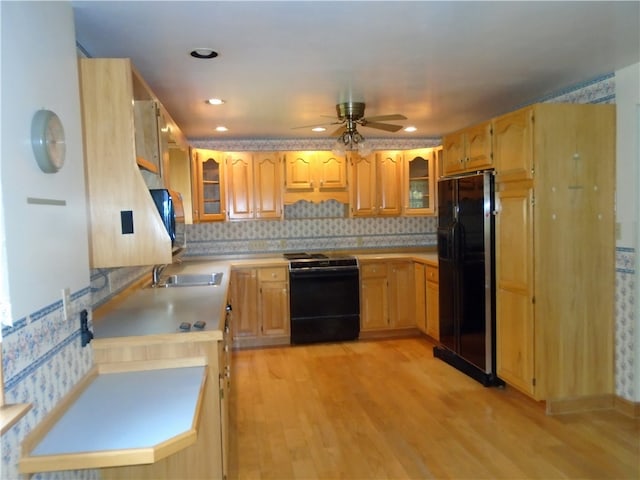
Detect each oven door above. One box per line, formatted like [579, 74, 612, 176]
[289, 267, 360, 344]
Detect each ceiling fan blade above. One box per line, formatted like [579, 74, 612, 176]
[291, 121, 340, 130]
[361, 121, 404, 132]
[362, 113, 407, 122]
[331, 125, 347, 137]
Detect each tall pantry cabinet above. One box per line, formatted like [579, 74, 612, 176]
[493, 103, 615, 410]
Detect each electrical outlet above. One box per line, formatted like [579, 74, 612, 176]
[62, 287, 71, 321]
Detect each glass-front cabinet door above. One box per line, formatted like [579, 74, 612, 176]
[404, 148, 435, 215]
[192, 148, 226, 222]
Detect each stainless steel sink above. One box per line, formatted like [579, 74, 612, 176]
[159, 272, 223, 287]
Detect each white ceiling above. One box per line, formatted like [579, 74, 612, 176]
[71, 1, 640, 141]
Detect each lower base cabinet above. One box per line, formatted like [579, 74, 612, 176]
[93, 326, 231, 480]
[425, 264, 439, 340]
[230, 266, 290, 348]
[414, 261, 439, 340]
[360, 260, 416, 334]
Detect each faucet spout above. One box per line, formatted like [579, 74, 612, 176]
[152, 264, 167, 287]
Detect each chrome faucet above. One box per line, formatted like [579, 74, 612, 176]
[152, 264, 167, 287]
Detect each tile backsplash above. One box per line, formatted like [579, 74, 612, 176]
[184, 200, 437, 257]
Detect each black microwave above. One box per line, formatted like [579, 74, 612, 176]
[149, 189, 186, 254]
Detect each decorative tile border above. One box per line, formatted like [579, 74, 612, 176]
[1, 287, 95, 479]
[615, 247, 636, 401]
[190, 137, 442, 152]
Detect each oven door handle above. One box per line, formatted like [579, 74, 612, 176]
[289, 267, 359, 277]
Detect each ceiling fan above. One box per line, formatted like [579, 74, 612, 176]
[293, 102, 407, 155]
[293, 102, 407, 136]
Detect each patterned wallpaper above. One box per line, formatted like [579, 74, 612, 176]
[185, 200, 438, 257]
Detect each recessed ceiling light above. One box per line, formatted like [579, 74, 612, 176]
[215, 126, 228, 132]
[312, 127, 327, 132]
[206, 98, 225, 105]
[404, 126, 417, 132]
[190, 48, 218, 59]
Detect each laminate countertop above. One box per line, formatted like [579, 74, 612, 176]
[93, 262, 231, 340]
[92, 252, 437, 341]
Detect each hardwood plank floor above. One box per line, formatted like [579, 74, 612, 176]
[228, 337, 639, 479]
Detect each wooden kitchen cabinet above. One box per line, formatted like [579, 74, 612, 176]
[230, 266, 289, 348]
[414, 261, 439, 340]
[360, 262, 390, 330]
[192, 148, 226, 222]
[90, 327, 231, 479]
[404, 148, 436, 215]
[425, 264, 439, 341]
[360, 260, 416, 334]
[283, 151, 348, 204]
[226, 152, 282, 220]
[494, 103, 615, 409]
[78, 58, 174, 268]
[414, 263, 427, 333]
[350, 151, 403, 217]
[442, 120, 493, 176]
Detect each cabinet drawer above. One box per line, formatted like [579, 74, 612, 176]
[258, 267, 288, 282]
[426, 265, 439, 284]
[361, 262, 388, 278]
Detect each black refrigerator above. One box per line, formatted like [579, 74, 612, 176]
[433, 171, 502, 387]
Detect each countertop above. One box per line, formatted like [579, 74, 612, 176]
[93, 262, 231, 340]
[20, 365, 207, 473]
[92, 251, 437, 340]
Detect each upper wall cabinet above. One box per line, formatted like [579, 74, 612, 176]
[442, 120, 493, 176]
[191, 148, 226, 222]
[350, 151, 403, 217]
[78, 58, 173, 268]
[283, 151, 349, 204]
[403, 148, 436, 215]
[226, 152, 282, 220]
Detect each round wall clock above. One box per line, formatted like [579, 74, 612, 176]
[31, 109, 66, 173]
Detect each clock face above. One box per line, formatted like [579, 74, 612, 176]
[31, 109, 66, 173]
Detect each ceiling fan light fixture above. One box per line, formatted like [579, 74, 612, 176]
[357, 139, 372, 157]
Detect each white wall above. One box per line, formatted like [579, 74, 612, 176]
[615, 62, 640, 401]
[1, 2, 94, 478]
[1, 0, 90, 320]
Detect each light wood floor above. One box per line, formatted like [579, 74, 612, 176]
[228, 337, 639, 479]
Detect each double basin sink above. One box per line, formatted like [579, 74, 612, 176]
[156, 272, 223, 288]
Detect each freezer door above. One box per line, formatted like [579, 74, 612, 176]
[457, 173, 492, 371]
[437, 178, 457, 352]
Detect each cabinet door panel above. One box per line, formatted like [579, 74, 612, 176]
[495, 186, 536, 397]
[404, 148, 435, 216]
[226, 153, 253, 219]
[317, 152, 347, 189]
[426, 280, 439, 340]
[414, 264, 427, 333]
[494, 107, 533, 182]
[465, 121, 493, 170]
[285, 151, 314, 190]
[389, 261, 415, 327]
[442, 132, 465, 176]
[377, 152, 402, 216]
[254, 153, 282, 219]
[260, 282, 289, 336]
[230, 269, 259, 338]
[351, 154, 378, 216]
[360, 263, 389, 330]
[193, 149, 226, 222]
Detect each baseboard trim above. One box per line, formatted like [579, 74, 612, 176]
[545, 394, 615, 415]
[614, 396, 640, 418]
